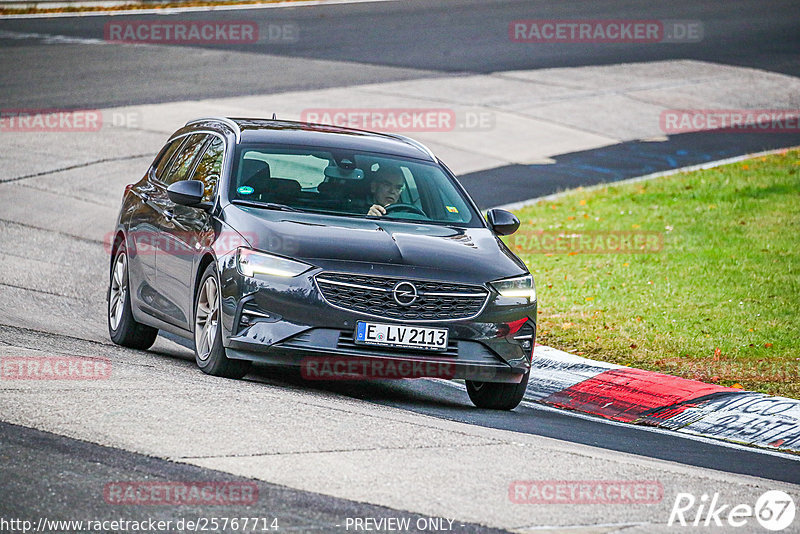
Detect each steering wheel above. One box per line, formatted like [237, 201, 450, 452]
[384, 203, 426, 216]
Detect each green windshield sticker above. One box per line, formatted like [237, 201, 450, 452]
[237, 186, 255, 195]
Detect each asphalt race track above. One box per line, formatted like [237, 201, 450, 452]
[1, 0, 799, 108]
[0, 421, 508, 533]
[1, 1, 799, 532]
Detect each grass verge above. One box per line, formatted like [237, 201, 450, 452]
[505, 149, 800, 398]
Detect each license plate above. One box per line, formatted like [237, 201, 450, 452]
[355, 321, 448, 351]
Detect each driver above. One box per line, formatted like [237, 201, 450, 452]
[366, 167, 406, 217]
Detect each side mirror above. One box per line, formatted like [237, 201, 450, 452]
[167, 180, 209, 209]
[486, 208, 520, 236]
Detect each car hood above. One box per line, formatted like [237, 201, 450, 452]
[223, 205, 527, 284]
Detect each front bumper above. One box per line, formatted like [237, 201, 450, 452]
[217, 255, 536, 383]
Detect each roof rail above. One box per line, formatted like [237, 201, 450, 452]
[185, 116, 241, 142]
[384, 133, 437, 161]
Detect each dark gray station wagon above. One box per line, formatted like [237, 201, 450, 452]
[108, 117, 536, 409]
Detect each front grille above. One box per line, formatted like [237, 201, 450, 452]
[315, 273, 489, 321]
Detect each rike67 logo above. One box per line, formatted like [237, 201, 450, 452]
[669, 490, 795, 531]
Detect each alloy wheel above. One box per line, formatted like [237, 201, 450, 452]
[195, 275, 219, 361]
[108, 252, 127, 331]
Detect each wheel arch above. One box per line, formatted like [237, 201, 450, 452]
[193, 253, 218, 311]
[109, 230, 126, 279]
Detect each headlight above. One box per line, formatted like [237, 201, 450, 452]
[490, 274, 536, 302]
[236, 248, 311, 278]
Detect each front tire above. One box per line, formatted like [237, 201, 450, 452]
[466, 371, 529, 410]
[194, 263, 251, 379]
[108, 243, 158, 350]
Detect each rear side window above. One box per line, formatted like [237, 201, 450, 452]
[152, 137, 185, 182]
[190, 136, 224, 201]
[162, 133, 209, 185]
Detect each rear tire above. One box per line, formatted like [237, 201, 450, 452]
[466, 370, 529, 410]
[194, 263, 251, 379]
[107, 243, 158, 350]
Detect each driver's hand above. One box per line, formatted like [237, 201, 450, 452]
[368, 204, 387, 217]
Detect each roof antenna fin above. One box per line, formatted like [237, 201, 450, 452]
[272, 113, 277, 120]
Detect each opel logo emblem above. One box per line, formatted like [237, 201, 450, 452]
[392, 281, 418, 306]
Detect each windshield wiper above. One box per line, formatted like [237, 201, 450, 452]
[231, 199, 300, 212]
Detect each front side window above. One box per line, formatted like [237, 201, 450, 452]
[162, 133, 208, 185]
[190, 136, 224, 201]
[229, 145, 480, 227]
[152, 137, 185, 182]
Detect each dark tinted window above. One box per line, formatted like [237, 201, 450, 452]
[190, 136, 224, 201]
[162, 133, 208, 185]
[153, 137, 185, 182]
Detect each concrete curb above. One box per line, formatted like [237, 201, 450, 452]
[528, 344, 800, 454]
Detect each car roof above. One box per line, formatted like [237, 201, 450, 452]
[183, 117, 437, 162]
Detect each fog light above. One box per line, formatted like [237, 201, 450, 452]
[239, 305, 281, 330]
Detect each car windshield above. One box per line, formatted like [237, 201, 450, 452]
[228, 144, 481, 227]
